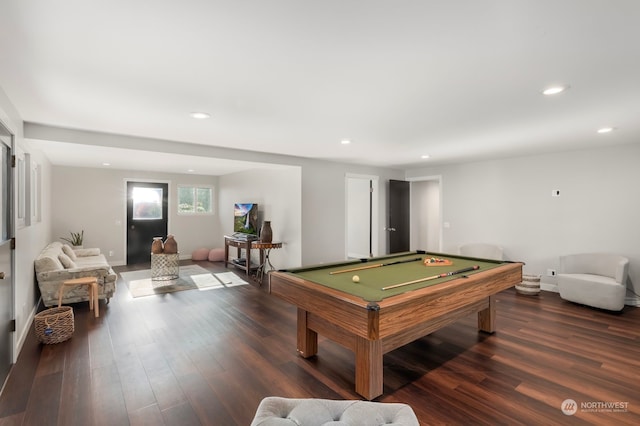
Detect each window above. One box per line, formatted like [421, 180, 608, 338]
[132, 187, 163, 220]
[178, 185, 214, 214]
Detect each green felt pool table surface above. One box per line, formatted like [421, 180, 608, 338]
[280, 251, 506, 302]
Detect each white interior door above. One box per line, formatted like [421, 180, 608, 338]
[0, 125, 14, 389]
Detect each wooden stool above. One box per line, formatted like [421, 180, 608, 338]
[58, 277, 99, 318]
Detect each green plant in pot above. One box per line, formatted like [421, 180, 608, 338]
[61, 230, 84, 247]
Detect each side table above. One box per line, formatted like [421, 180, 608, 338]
[58, 276, 99, 318]
[151, 253, 180, 280]
[252, 241, 283, 283]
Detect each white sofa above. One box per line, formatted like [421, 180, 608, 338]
[35, 242, 117, 307]
[557, 253, 629, 311]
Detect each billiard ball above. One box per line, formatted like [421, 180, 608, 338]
[352, 275, 360, 283]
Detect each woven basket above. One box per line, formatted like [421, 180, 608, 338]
[34, 306, 74, 344]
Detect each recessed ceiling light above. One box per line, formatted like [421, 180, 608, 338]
[341, 139, 351, 145]
[102, 162, 111, 166]
[187, 169, 196, 173]
[190, 112, 211, 119]
[421, 155, 430, 159]
[542, 85, 569, 96]
[597, 127, 614, 134]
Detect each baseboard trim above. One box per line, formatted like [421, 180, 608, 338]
[540, 282, 558, 293]
[15, 298, 39, 362]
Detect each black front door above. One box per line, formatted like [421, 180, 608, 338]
[126, 181, 168, 265]
[388, 179, 410, 253]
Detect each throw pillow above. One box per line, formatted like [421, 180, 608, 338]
[58, 253, 77, 269]
[62, 244, 77, 260]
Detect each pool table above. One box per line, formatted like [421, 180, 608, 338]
[269, 251, 523, 400]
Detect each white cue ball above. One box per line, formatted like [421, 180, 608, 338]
[352, 275, 360, 283]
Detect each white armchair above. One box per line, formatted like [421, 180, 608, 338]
[458, 243, 504, 260]
[557, 253, 629, 311]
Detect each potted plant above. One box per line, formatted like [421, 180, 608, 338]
[61, 230, 84, 248]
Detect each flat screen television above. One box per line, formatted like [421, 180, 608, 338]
[233, 203, 259, 235]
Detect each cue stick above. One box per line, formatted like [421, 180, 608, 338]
[329, 257, 423, 275]
[381, 265, 480, 290]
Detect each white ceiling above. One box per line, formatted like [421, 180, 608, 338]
[1, 1, 639, 174]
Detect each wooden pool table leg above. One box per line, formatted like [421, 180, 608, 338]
[296, 308, 318, 357]
[355, 336, 383, 400]
[477, 295, 496, 333]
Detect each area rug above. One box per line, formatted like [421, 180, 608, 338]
[121, 265, 248, 298]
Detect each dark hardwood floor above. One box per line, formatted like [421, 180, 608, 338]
[1, 260, 639, 425]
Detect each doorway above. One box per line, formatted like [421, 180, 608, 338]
[0, 123, 14, 389]
[126, 181, 169, 265]
[409, 177, 442, 252]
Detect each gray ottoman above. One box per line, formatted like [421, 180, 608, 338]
[251, 397, 419, 426]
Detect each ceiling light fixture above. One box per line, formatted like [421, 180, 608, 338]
[187, 169, 196, 173]
[421, 155, 430, 159]
[542, 85, 569, 96]
[341, 139, 351, 145]
[190, 112, 211, 119]
[597, 127, 614, 134]
[102, 162, 111, 166]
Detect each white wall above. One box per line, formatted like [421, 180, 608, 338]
[219, 167, 302, 269]
[51, 167, 220, 264]
[406, 143, 640, 304]
[298, 162, 403, 264]
[0, 86, 52, 360]
[28, 123, 406, 266]
[346, 177, 373, 259]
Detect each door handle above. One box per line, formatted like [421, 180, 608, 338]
[385, 227, 396, 232]
[0, 272, 4, 279]
[131, 225, 135, 229]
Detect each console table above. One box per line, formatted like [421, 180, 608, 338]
[224, 235, 258, 276]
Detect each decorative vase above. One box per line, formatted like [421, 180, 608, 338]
[151, 237, 164, 254]
[163, 235, 178, 254]
[260, 221, 273, 243]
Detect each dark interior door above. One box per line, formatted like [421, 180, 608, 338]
[126, 181, 168, 265]
[388, 179, 410, 253]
